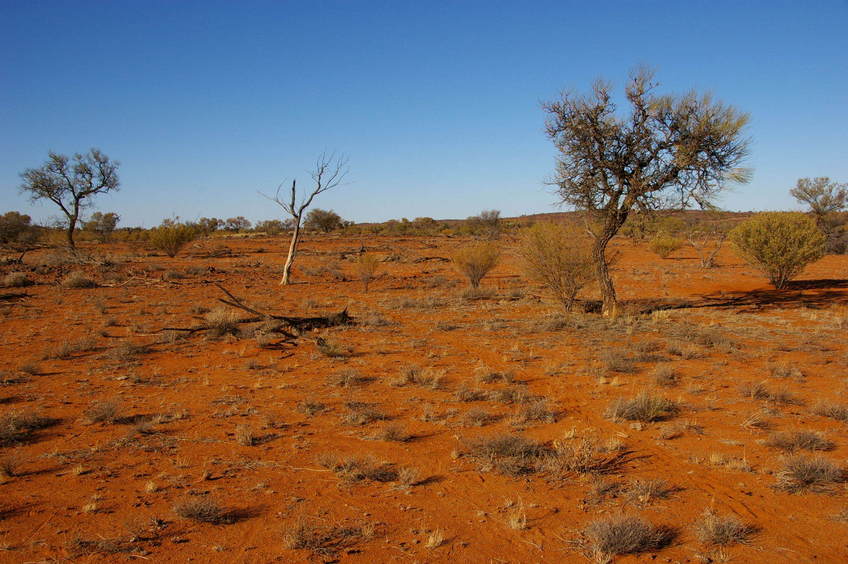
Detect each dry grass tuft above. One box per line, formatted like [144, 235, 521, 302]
[624, 478, 677, 505]
[0, 410, 57, 445]
[205, 308, 240, 337]
[2, 272, 33, 288]
[813, 402, 848, 422]
[328, 369, 373, 388]
[341, 402, 388, 426]
[605, 391, 679, 422]
[173, 496, 231, 524]
[578, 514, 675, 560]
[512, 399, 556, 425]
[765, 430, 834, 452]
[283, 519, 374, 555]
[83, 399, 120, 424]
[317, 454, 399, 484]
[694, 508, 756, 546]
[62, 271, 97, 288]
[392, 365, 444, 389]
[775, 455, 845, 493]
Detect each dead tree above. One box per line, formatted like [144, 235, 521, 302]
[688, 230, 727, 268]
[263, 153, 349, 285]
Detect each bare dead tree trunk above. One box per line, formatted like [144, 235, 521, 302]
[262, 153, 348, 287]
[280, 217, 301, 285]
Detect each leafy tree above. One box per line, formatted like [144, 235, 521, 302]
[263, 153, 349, 285]
[19, 149, 120, 249]
[304, 208, 344, 233]
[197, 217, 223, 234]
[466, 209, 502, 239]
[543, 69, 750, 315]
[224, 216, 252, 232]
[730, 212, 826, 289]
[790, 177, 847, 253]
[0, 211, 37, 246]
[83, 211, 120, 242]
[254, 218, 294, 235]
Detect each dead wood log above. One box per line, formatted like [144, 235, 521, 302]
[154, 283, 353, 338]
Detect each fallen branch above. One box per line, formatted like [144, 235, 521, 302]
[154, 284, 353, 340]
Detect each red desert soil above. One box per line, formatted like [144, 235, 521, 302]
[1, 234, 847, 563]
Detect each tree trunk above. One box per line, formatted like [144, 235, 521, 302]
[280, 218, 301, 285]
[593, 235, 617, 317]
[66, 214, 78, 250]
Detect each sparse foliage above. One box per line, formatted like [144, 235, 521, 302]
[544, 68, 750, 315]
[264, 153, 349, 285]
[519, 221, 594, 311]
[791, 177, 847, 253]
[19, 149, 120, 249]
[82, 212, 120, 242]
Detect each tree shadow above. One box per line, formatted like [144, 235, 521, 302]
[632, 278, 848, 314]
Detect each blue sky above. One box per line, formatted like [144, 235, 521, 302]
[1, 0, 846, 227]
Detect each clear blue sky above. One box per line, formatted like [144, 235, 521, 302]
[1, 0, 846, 227]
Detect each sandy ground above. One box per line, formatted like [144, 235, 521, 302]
[1, 233, 847, 563]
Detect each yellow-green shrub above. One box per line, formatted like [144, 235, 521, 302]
[148, 222, 199, 258]
[451, 242, 500, 289]
[649, 234, 684, 259]
[730, 212, 826, 289]
[519, 222, 594, 311]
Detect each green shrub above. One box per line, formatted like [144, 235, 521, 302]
[730, 212, 826, 289]
[649, 234, 684, 259]
[451, 242, 500, 289]
[518, 222, 594, 311]
[148, 222, 199, 257]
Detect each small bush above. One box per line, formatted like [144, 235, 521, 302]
[605, 391, 679, 422]
[518, 222, 594, 311]
[580, 514, 674, 558]
[649, 234, 684, 259]
[62, 271, 97, 288]
[451, 242, 500, 289]
[694, 508, 755, 546]
[730, 212, 826, 289]
[775, 455, 845, 493]
[148, 222, 198, 257]
[2, 272, 33, 288]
